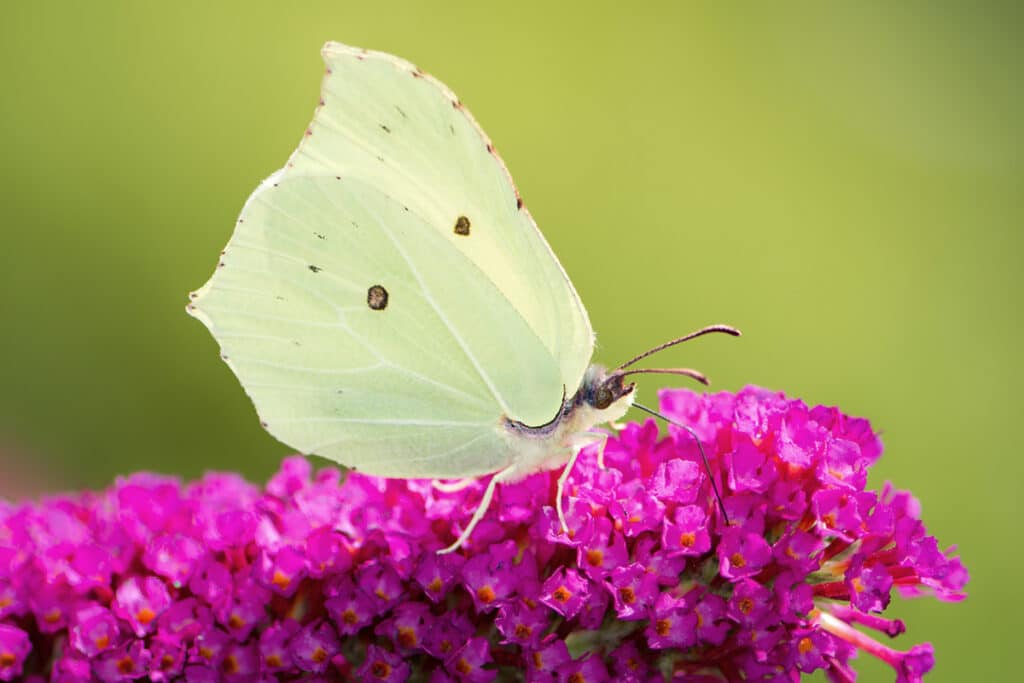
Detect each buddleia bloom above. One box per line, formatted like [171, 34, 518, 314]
[0, 387, 966, 681]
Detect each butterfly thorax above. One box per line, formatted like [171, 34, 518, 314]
[500, 365, 635, 480]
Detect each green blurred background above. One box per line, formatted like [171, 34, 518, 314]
[1, 1, 1017, 679]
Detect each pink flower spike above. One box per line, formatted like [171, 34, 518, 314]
[0, 386, 966, 682]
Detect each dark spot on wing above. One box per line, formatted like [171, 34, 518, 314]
[395, 105, 407, 119]
[305, 128, 313, 137]
[275, 296, 285, 301]
[380, 124, 391, 133]
[449, 124, 455, 135]
[516, 197, 523, 210]
[335, 175, 341, 180]
[454, 215, 471, 236]
[452, 100, 462, 110]
[314, 232, 326, 240]
[367, 285, 388, 310]
[308, 265, 322, 273]
[486, 143, 493, 153]
[376, 155, 385, 162]
[237, 218, 244, 224]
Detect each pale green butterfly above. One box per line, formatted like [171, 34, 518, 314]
[188, 42, 736, 553]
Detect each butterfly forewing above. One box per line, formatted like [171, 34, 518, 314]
[190, 42, 596, 478]
[291, 43, 594, 404]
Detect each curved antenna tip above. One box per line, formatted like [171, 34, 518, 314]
[615, 367, 710, 386]
[614, 323, 743, 372]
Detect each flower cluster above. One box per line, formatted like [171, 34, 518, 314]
[0, 387, 966, 681]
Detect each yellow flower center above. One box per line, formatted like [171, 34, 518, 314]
[476, 585, 496, 604]
[271, 570, 291, 590]
[397, 626, 417, 648]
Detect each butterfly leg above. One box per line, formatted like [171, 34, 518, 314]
[556, 434, 608, 535]
[437, 464, 517, 555]
[594, 426, 613, 470]
[595, 419, 627, 469]
[431, 477, 477, 493]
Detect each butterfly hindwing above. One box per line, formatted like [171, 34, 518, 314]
[191, 175, 566, 476]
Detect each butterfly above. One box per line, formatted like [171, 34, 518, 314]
[188, 42, 737, 553]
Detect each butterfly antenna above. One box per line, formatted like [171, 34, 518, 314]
[632, 401, 730, 525]
[614, 367, 710, 385]
[614, 324, 741, 372]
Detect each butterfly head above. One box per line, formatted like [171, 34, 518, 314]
[579, 365, 636, 423]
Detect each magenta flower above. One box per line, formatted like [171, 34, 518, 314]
[113, 576, 172, 637]
[0, 387, 966, 681]
[0, 624, 30, 681]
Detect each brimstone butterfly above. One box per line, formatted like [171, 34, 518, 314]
[188, 42, 736, 552]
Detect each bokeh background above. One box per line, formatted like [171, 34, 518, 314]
[1, 1, 1018, 679]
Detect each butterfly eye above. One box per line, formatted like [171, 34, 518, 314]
[594, 385, 614, 410]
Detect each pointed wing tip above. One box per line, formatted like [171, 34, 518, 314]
[321, 41, 351, 55]
[321, 41, 366, 60]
